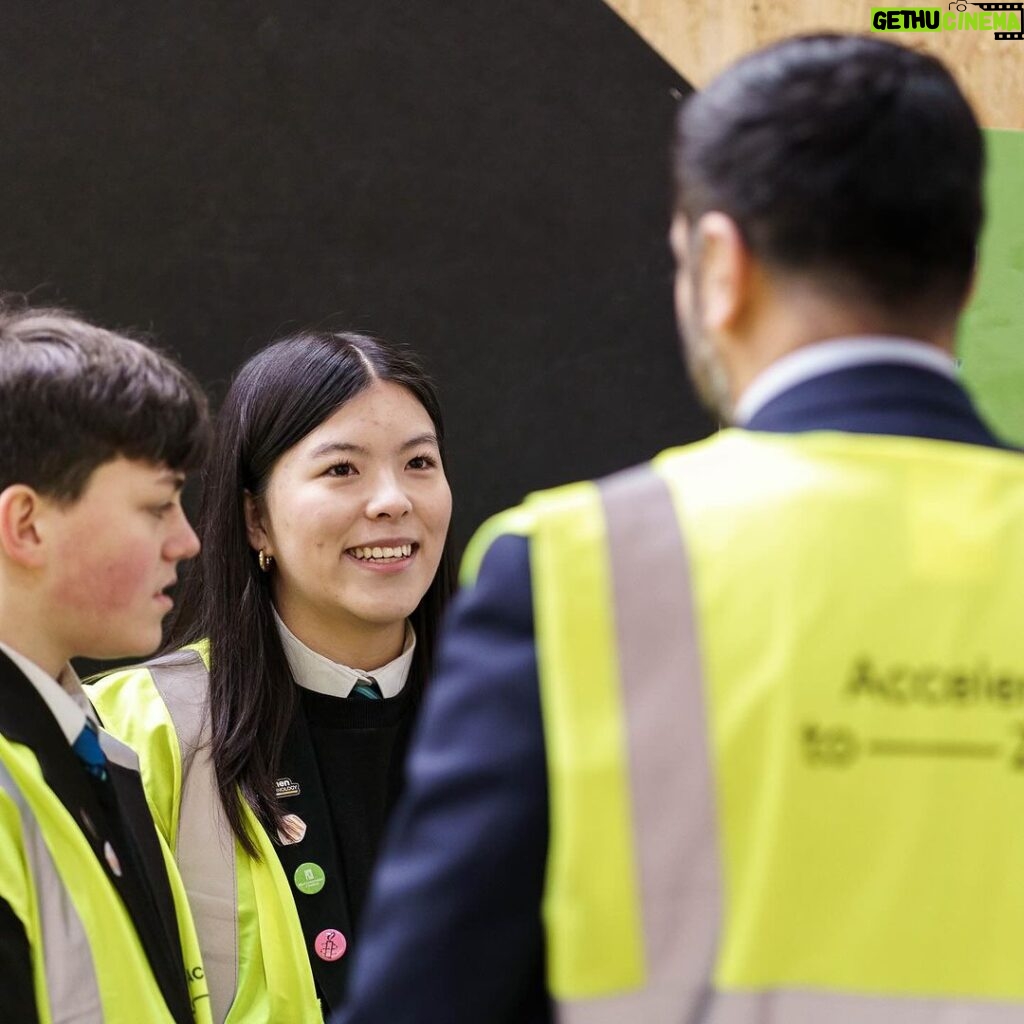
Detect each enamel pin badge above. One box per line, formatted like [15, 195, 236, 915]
[315, 928, 347, 961]
[104, 841, 123, 877]
[275, 777, 301, 799]
[277, 813, 307, 846]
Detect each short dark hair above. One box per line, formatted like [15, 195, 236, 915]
[0, 304, 209, 500]
[673, 35, 983, 316]
[166, 330, 455, 855]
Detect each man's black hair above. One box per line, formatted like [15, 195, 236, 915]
[0, 304, 209, 500]
[673, 35, 983, 317]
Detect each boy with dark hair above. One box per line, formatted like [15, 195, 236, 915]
[0, 305, 213, 1023]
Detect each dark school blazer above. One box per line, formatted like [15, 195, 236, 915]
[0, 651, 196, 1023]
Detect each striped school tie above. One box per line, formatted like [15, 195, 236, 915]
[351, 676, 384, 701]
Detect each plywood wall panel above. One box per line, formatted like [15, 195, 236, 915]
[604, 0, 1024, 446]
[604, 0, 1024, 129]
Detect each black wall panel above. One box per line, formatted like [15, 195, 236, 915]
[0, 1, 712, 553]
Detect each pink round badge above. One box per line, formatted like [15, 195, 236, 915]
[103, 841, 123, 878]
[315, 928, 347, 961]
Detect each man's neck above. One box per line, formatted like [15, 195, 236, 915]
[724, 288, 956, 409]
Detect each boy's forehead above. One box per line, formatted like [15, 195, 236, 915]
[138, 461, 186, 489]
[87, 457, 185, 491]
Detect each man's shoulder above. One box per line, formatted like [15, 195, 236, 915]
[747, 359, 1012, 450]
[461, 443, 725, 587]
[467, 428, 1024, 588]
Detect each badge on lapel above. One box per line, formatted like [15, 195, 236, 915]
[277, 813, 307, 846]
[276, 776, 302, 799]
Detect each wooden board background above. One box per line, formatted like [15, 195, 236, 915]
[603, 0, 1023, 129]
[602, 0, 1024, 446]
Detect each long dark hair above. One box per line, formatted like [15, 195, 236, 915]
[167, 331, 455, 855]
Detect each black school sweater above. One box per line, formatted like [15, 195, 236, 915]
[298, 680, 417, 932]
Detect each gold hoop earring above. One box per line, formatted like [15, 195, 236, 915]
[258, 549, 274, 573]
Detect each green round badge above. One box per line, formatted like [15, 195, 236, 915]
[294, 862, 326, 895]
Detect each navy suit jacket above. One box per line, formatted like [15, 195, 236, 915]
[335, 363, 1010, 1024]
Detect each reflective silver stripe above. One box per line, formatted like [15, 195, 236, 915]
[97, 729, 141, 771]
[554, 466, 721, 1024]
[0, 758, 103, 1022]
[148, 651, 238, 1024]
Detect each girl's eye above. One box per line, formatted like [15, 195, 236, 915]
[149, 502, 174, 519]
[326, 462, 356, 478]
[408, 454, 437, 471]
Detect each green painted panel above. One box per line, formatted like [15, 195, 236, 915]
[959, 129, 1024, 446]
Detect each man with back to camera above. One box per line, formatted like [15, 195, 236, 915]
[335, 33, 1024, 1024]
[0, 305, 213, 1023]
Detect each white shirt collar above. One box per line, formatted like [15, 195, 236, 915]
[733, 336, 958, 426]
[0, 642, 95, 745]
[273, 609, 415, 699]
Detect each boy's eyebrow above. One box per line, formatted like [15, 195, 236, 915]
[158, 470, 187, 492]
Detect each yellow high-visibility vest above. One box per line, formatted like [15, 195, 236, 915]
[0, 731, 211, 1024]
[90, 644, 322, 1024]
[465, 429, 1024, 1022]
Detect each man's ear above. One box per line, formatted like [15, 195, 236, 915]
[694, 212, 752, 333]
[0, 485, 47, 568]
[243, 490, 271, 554]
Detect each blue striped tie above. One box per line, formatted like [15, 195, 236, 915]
[351, 677, 383, 701]
[72, 721, 109, 782]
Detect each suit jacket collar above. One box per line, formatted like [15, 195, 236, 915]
[0, 642, 94, 744]
[744, 361, 1009, 450]
[734, 336, 956, 425]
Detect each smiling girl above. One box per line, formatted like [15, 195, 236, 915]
[90, 331, 454, 1023]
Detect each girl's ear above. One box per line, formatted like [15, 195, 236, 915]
[243, 490, 270, 554]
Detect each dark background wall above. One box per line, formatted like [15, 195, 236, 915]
[0, 1, 711, 559]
